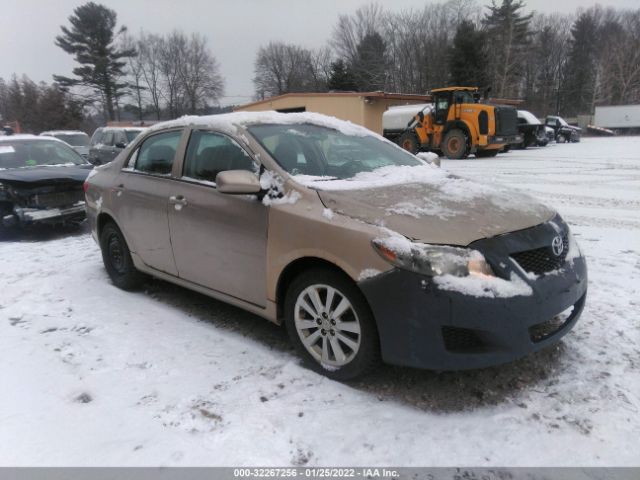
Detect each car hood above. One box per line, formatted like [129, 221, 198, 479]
[0, 164, 93, 186]
[313, 170, 555, 246]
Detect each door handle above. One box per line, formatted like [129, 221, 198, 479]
[169, 195, 188, 206]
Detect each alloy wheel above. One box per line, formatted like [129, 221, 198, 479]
[294, 284, 361, 367]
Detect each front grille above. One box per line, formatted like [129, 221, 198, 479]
[494, 106, 518, 136]
[31, 189, 84, 208]
[442, 326, 484, 353]
[511, 234, 569, 275]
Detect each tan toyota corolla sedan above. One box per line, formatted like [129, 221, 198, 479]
[84, 112, 587, 380]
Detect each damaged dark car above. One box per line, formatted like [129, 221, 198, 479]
[0, 135, 93, 229]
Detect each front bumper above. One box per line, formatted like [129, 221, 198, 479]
[3, 202, 86, 226]
[359, 218, 588, 370]
[489, 134, 523, 146]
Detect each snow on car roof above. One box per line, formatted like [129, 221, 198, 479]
[0, 134, 67, 144]
[40, 130, 88, 136]
[517, 110, 541, 125]
[148, 111, 377, 138]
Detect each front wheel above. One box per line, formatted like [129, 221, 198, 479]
[284, 268, 380, 380]
[100, 221, 143, 290]
[442, 129, 468, 159]
[397, 131, 420, 154]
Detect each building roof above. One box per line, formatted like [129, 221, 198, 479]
[236, 91, 432, 110]
[431, 86, 478, 93]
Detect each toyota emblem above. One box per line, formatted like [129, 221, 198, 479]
[551, 236, 564, 256]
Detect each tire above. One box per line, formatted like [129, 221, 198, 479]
[100, 221, 143, 290]
[475, 149, 499, 158]
[557, 134, 567, 143]
[442, 129, 468, 159]
[398, 131, 420, 154]
[284, 268, 380, 381]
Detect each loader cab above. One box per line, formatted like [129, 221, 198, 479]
[433, 92, 451, 125]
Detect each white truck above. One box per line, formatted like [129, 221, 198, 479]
[594, 105, 640, 131]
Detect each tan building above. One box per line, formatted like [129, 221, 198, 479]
[234, 92, 432, 135]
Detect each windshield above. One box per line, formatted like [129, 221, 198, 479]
[248, 124, 422, 180]
[0, 139, 88, 169]
[53, 133, 90, 147]
[125, 130, 143, 142]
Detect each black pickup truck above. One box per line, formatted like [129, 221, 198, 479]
[545, 115, 581, 143]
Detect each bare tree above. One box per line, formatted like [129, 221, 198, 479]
[179, 33, 224, 114]
[253, 42, 323, 98]
[138, 32, 165, 119]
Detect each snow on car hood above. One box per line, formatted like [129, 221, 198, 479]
[303, 165, 555, 246]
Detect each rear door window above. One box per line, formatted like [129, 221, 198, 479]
[134, 130, 182, 175]
[102, 131, 114, 146]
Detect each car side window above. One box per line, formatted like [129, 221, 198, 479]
[134, 130, 182, 175]
[91, 129, 103, 146]
[114, 131, 127, 146]
[183, 130, 255, 184]
[102, 131, 114, 146]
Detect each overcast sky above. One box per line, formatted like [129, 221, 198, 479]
[1, 0, 637, 106]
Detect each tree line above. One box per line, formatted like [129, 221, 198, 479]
[2, 0, 639, 134]
[253, 0, 640, 118]
[0, 2, 225, 132]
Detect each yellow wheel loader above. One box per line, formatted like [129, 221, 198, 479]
[383, 87, 523, 159]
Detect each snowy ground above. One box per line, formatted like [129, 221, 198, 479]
[1, 136, 639, 466]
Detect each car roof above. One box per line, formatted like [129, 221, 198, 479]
[40, 130, 88, 136]
[0, 134, 68, 145]
[145, 111, 377, 139]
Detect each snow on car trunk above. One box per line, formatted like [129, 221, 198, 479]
[1, 137, 639, 466]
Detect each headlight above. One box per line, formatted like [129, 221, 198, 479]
[372, 237, 494, 277]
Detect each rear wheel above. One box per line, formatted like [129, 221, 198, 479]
[475, 149, 499, 158]
[398, 131, 420, 154]
[284, 268, 380, 380]
[442, 129, 468, 159]
[100, 221, 143, 290]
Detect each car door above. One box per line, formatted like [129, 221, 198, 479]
[115, 128, 186, 276]
[167, 129, 268, 307]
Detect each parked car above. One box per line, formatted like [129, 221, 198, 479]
[40, 130, 91, 158]
[85, 112, 587, 380]
[0, 135, 92, 228]
[89, 127, 145, 165]
[516, 110, 547, 147]
[545, 116, 581, 143]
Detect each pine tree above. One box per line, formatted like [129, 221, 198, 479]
[327, 60, 359, 91]
[352, 32, 387, 91]
[53, 2, 134, 121]
[449, 21, 490, 88]
[483, 0, 533, 97]
[564, 11, 600, 116]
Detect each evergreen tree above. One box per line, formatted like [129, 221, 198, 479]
[53, 2, 134, 121]
[483, 0, 533, 97]
[327, 60, 358, 91]
[564, 11, 599, 116]
[352, 32, 387, 91]
[449, 20, 489, 88]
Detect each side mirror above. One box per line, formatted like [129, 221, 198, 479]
[216, 170, 261, 194]
[115, 142, 127, 149]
